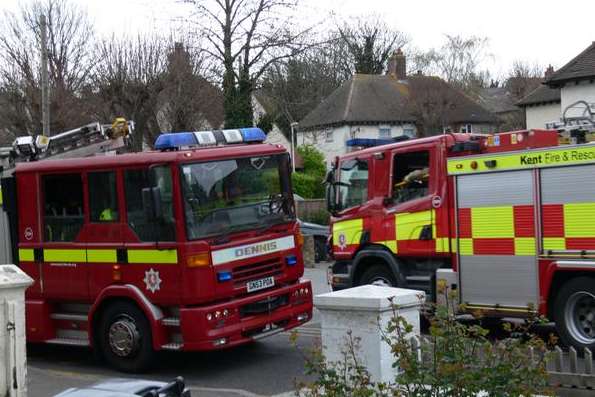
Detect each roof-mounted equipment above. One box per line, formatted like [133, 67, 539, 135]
[154, 128, 266, 151]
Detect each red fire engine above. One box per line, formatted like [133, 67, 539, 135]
[0, 127, 312, 372]
[327, 121, 595, 352]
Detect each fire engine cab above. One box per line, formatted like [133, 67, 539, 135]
[327, 121, 595, 352]
[0, 127, 312, 372]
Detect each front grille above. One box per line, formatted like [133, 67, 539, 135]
[232, 257, 283, 286]
[240, 294, 289, 317]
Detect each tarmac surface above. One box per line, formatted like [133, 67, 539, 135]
[27, 264, 331, 397]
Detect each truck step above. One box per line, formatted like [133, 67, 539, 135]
[46, 337, 89, 347]
[406, 275, 432, 283]
[162, 317, 180, 327]
[50, 313, 88, 322]
[161, 343, 183, 351]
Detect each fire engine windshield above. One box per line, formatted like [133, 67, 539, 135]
[181, 154, 294, 240]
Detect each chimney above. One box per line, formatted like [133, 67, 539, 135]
[387, 48, 406, 80]
[544, 64, 555, 79]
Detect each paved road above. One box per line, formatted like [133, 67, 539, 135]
[27, 264, 330, 397]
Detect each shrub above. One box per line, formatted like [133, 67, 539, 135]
[296, 288, 554, 396]
[292, 172, 324, 199]
[292, 145, 326, 199]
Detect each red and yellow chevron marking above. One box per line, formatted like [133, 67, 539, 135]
[457, 205, 536, 256]
[542, 203, 595, 250]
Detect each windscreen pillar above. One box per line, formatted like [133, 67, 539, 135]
[314, 285, 425, 383]
[0, 265, 34, 397]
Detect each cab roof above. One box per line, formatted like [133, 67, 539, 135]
[15, 143, 287, 174]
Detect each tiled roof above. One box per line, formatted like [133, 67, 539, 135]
[299, 74, 496, 130]
[516, 84, 561, 107]
[546, 42, 595, 87]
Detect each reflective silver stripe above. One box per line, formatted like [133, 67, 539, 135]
[556, 261, 595, 269]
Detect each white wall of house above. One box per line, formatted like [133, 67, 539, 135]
[298, 123, 417, 165]
[524, 103, 561, 129]
[264, 124, 290, 151]
[560, 80, 595, 117]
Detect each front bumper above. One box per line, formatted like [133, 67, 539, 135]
[329, 260, 353, 291]
[178, 279, 313, 351]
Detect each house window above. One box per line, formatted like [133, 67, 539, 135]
[460, 124, 473, 133]
[325, 129, 334, 143]
[442, 126, 452, 134]
[378, 127, 391, 139]
[403, 128, 415, 138]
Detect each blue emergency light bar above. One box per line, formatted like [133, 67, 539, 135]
[154, 127, 267, 151]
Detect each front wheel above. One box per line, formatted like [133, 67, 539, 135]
[98, 301, 155, 373]
[554, 277, 595, 352]
[359, 264, 398, 287]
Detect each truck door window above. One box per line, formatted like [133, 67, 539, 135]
[337, 159, 369, 210]
[125, 168, 175, 242]
[43, 173, 84, 242]
[88, 171, 119, 222]
[392, 151, 430, 204]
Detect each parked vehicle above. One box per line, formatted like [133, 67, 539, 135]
[326, 115, 595, 352]
[54, 377, 190, 397]
[1, 127, 312, 372]
[298, 219, 329, 262]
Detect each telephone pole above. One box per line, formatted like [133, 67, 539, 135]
[40, 14, 50, 137]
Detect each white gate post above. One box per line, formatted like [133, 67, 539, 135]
[0, 265, 34, 397]
[314, 285, 425, 384]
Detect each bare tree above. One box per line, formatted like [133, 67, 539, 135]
[0, 0, 94, 137]
[91, 35, 166, 150]
[183, 0, 312, 128]
[505, 60, 543, 100]
[337, 15, 409, 74]
[407, 77, 461, 137]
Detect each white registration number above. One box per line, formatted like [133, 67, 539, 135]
[247, 276, 275, 293]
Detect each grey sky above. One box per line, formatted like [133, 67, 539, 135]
[1, 0, 593, 79]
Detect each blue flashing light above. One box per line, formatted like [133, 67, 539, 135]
[217, 271, 233, 282]
[154, 132, 198, 150]
[285, 255, 297, 266]
[239, 128, 266, 143]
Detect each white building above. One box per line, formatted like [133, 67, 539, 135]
[298, 50, 497, 165]
[518, 42, 595, 129]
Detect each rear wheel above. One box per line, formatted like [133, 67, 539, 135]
[98, 301, 155, 373]
[554, 277, 595, 352]
[360, 264, 398, 287]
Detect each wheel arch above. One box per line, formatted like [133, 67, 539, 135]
[547, 270, 595, 320]
[89, 284, 166, 350]
[351, 244, 405, 286]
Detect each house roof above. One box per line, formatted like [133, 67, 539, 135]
[299, 74, 496, 130]
[516, 84, 561, 107]
[477, 87, 518, 114]
[546, 42, 595, 87]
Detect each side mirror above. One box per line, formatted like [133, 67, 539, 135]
[142, 186, 162, 221]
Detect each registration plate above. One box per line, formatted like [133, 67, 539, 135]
[247, 276, 275, 293]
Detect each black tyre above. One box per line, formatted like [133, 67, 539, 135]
[554, 277, 595, 352]
[98, 301, 155, 373]
[314, 237, 327, 263]
[359, 264, 398, 287]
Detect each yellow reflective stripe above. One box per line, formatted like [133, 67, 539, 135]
[448, 145, 595, 175]
[376, 240, 397, 253]
[450, 238, 457, 253]
[514, 237, 536, 255]
[396, 210, 435, 241]
[0, 185, 3, 206]
[44, 249, 86, 262]
[459, 238, 473, 255]
[471, 206, 514, 238]
[543, 237, 566, 250]
[564, 203, 595, 238]
[333, 218, 363, 246]
[87, 249, 117, 263]
[128, 249, 178, 264]
[18, 248, 34, 262]
[435, 237, 450, 253]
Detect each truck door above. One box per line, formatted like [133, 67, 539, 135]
[385, 145, 437, 256]
[456, 170, 539, 309]
[40, 172, 89, 300]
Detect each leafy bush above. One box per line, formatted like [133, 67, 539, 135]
[292, 145, 326, 199]
[296, 288, 554, 396]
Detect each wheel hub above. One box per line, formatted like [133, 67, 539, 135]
[371, 277, 392, 287]
[565, 291, 595, 344]
[108, 317, 140, 357]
